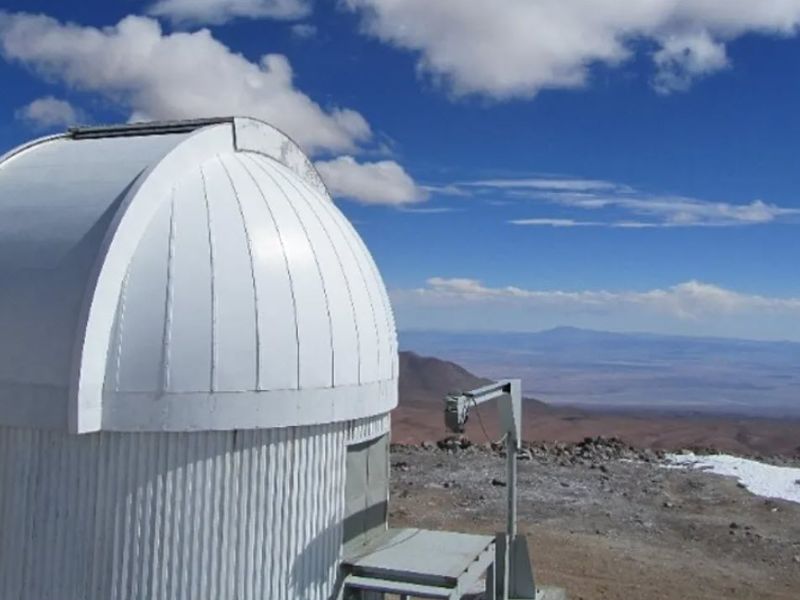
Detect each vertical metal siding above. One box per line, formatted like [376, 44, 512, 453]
[345, 413, 391, 446]
[0, 416, 388, 600]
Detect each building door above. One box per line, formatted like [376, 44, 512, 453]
[343, 434, 389, 550]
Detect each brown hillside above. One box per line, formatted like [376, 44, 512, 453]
[399, 350, 489, 407]
[395, 350, 551, 443]
[394, 351, 800, 457]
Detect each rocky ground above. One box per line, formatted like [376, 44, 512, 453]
[388, 438, 800, 600]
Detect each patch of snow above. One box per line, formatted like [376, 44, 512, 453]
[665, 453, 800, 505]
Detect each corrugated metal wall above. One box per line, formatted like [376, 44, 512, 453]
[0, 415, 388, 600]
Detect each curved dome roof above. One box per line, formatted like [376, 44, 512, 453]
[0, 117, 397, 433]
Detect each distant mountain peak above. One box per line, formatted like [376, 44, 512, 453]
[398, 350, 489, 408]
[542, 325, 584, 333]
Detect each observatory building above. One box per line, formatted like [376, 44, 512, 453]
[0, 117, 397, 599]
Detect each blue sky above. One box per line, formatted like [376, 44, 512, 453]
[1, 1, 799, 340]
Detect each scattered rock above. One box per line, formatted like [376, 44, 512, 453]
[419, 436, 785, 472]
[517, 449, 533, 461]
[437, 435, 473, 451]
[388, 440, 800, 597]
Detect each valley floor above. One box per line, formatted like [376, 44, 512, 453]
[392, 404, 800, 457]
[389, 444, 800, 600]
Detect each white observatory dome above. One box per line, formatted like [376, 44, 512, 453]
[0, 118, 396, 600]
[0, 117, 398, 433]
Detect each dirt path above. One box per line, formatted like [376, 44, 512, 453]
[389, 445, 800, 600]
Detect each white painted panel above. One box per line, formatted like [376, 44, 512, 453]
[328, 203, 387, 383]
[367, 252, 398, 381]
[363, 247, 398, 380]
[203, 157, 258, 391]
[357, 227, 396, 381]
[103, 380, 397, 431]
[0, 268, 86, 389]
[260, 159, 360, 387]
[77, 126, 235, 432]
[347, 225, 394, 382]
[104, 282, 125, 393]
[221, 154, 298, 390]
[305, 180, 380, 386]
[0, 117, 396, 432]
[167, 168, 213, 392]
[232, 118, 327, 196]
[0, 134, 187, 269]
[242, 154, 332, 389]
[0, 132, 187, 430]
[115, 201, 171, 392]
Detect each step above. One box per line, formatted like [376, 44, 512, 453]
[344, 574, 455, 598]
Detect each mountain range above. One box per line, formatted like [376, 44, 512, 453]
[399, 327, 800, 419]
[395, 347, 800, 456]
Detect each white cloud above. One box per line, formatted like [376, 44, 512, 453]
[510, 218, 603, 228]
[392, 278, 800, 339]
[290, 23, 317, 39]
[0, 12, 369, 154]
[148, 0, 310, 25]
[421, 184, 472, 197]
[653, 30, 730, 93]
[468, 178, 620, 192]
[342, 0, 800, 99]
[465, 176, 799, 227]
[397, 206, 458, 214]
[14, 96, 83, 129]
[315, 155, 427, 205]
[397, 277, 800, 320]
[551, 194, 797, 226]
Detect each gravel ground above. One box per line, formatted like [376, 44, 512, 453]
[388, 439, 800, 600]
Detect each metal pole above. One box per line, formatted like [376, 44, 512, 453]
[508, 432, 517, 540]
[504, 429, 517, 599]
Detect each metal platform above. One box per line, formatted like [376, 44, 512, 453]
[341, 528, 497, 599]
